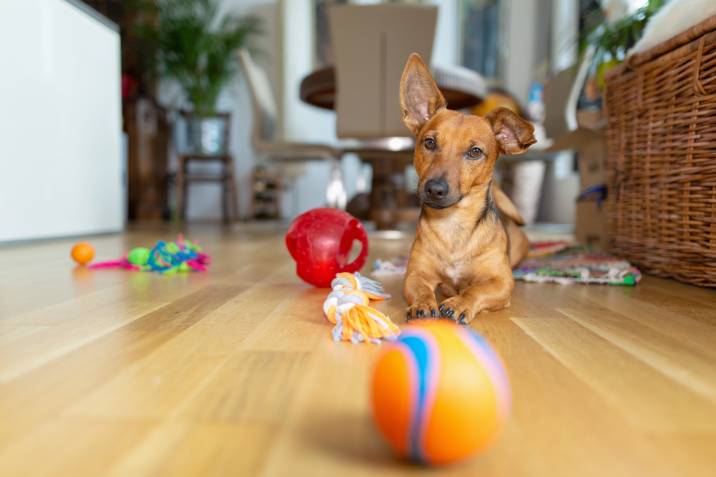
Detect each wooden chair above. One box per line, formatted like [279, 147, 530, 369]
[237, 49, 345, 212]
[176, 111, 239, 224]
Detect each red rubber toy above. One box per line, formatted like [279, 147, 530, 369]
[285, 208, 369, 287]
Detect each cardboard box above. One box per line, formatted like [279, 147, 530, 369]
[542, 66, 609, 190]
[540, 64, 610, 244]
[575, 198, 608, 250]
[576, 132, 608, 189]
[577, 109, 607, 130]
[540, 127, 607, 189]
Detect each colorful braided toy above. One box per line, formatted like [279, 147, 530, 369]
[322, 272, 400, 344]
[88, 235, 210, 273]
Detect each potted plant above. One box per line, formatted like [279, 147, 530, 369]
[134, 0, 262, 154]
[582, 0, 666, 89]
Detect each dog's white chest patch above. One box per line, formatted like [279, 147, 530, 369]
[444, 262, 467, 285]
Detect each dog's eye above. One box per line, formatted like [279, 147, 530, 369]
[424, 137, 436, 151]
[467, 146, 484, 159]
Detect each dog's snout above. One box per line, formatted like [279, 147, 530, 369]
[420, 176, 459, 209]
[424, 178, 449, 201]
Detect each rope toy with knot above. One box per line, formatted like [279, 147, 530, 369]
[323, 272, 400, 344]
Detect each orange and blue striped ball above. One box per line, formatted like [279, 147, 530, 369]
[371, 320, 511, 465]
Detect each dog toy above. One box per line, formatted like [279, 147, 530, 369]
[88, 235, 210, 273]
[322, 272, 399, 344]
[372, 256, 408, 276]
[286, 208, 368, 287]
[70, 242, 95, 265]
[372, 320, 510, 465]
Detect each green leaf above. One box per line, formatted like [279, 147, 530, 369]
[581, 0, 667, 89]
[129, 0, 263, 113]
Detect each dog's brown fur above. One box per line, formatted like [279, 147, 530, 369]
[401, 53, 535, 324]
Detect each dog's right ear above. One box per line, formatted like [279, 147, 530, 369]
[400, 53, 446, 136]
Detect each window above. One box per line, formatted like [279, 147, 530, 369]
[460, 0, 502, 79]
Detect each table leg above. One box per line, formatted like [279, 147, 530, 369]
[362, 156, 416, 230]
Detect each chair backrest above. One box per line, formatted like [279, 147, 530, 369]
[329, 4, 437, 139]
[238, 49, 277, 145]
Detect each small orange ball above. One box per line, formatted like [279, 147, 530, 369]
[71, 242, 95, 265]
[371, 320, 511, 465]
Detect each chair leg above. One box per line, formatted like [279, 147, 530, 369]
[176, 157, 187, 220]
[226, 158, 239, 222]
[221, 168, 229, 225]
[326, 158, 347, 209]
[368, 157, 399, 230]
[229, 179, 239, 222]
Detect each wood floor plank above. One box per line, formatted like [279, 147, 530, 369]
[470, 312, 684, 477]
[0, 283, 247, 448]
[620, 280, 716, 323]
[557, 306, 716, 399]
[70, 274, 310, 419]
[636, 276, 716, 310]
[0, 226, 714, 476]
[0, 415, 157, 477]
[0, 278, 232, 382]
[182, 351, 312, 423]
[257, 307, 678, 477]
[107, 421, 276, 477]
[0, 254, 285, 383]
[512, 313, 716, 432]
[580, 286, 716, 359]
[645, 433, 716, 477]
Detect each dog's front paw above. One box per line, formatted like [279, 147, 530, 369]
[439, 296, 475, 324]
[406, 299, 439, 321]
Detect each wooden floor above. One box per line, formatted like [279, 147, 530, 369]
[1, 224, 715, 477]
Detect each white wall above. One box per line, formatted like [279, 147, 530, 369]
[552, 0, 579, 72]
[0, 0, 123, 242]
[502, 0, 540, 103]
[278, 0, 349, 217]
[428, 0, 460, 65]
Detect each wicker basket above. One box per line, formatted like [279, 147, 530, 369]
[604, 15, 716, 287]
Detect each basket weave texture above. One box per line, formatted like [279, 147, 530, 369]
[604, 15, 716, 287]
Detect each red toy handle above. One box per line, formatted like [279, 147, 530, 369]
[342, 221, 369, 273]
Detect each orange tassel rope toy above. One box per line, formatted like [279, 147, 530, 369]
[323, 272, 400, 344]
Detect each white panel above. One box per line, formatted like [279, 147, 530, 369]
[281, 0, 336, 142]
[0, 0, 123, 242]
[551, 0, 578, 72]
[427, 0, 459, 66]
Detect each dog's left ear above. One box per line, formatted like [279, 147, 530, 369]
[400, 53, 447, 136]
[486, 107, 536, 155]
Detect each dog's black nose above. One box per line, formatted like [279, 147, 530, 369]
[424, 178, 449, 201]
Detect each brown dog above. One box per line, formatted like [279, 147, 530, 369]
[401, 53, 535, 324]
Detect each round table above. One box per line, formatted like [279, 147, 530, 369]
[299, 65, 487, 111]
